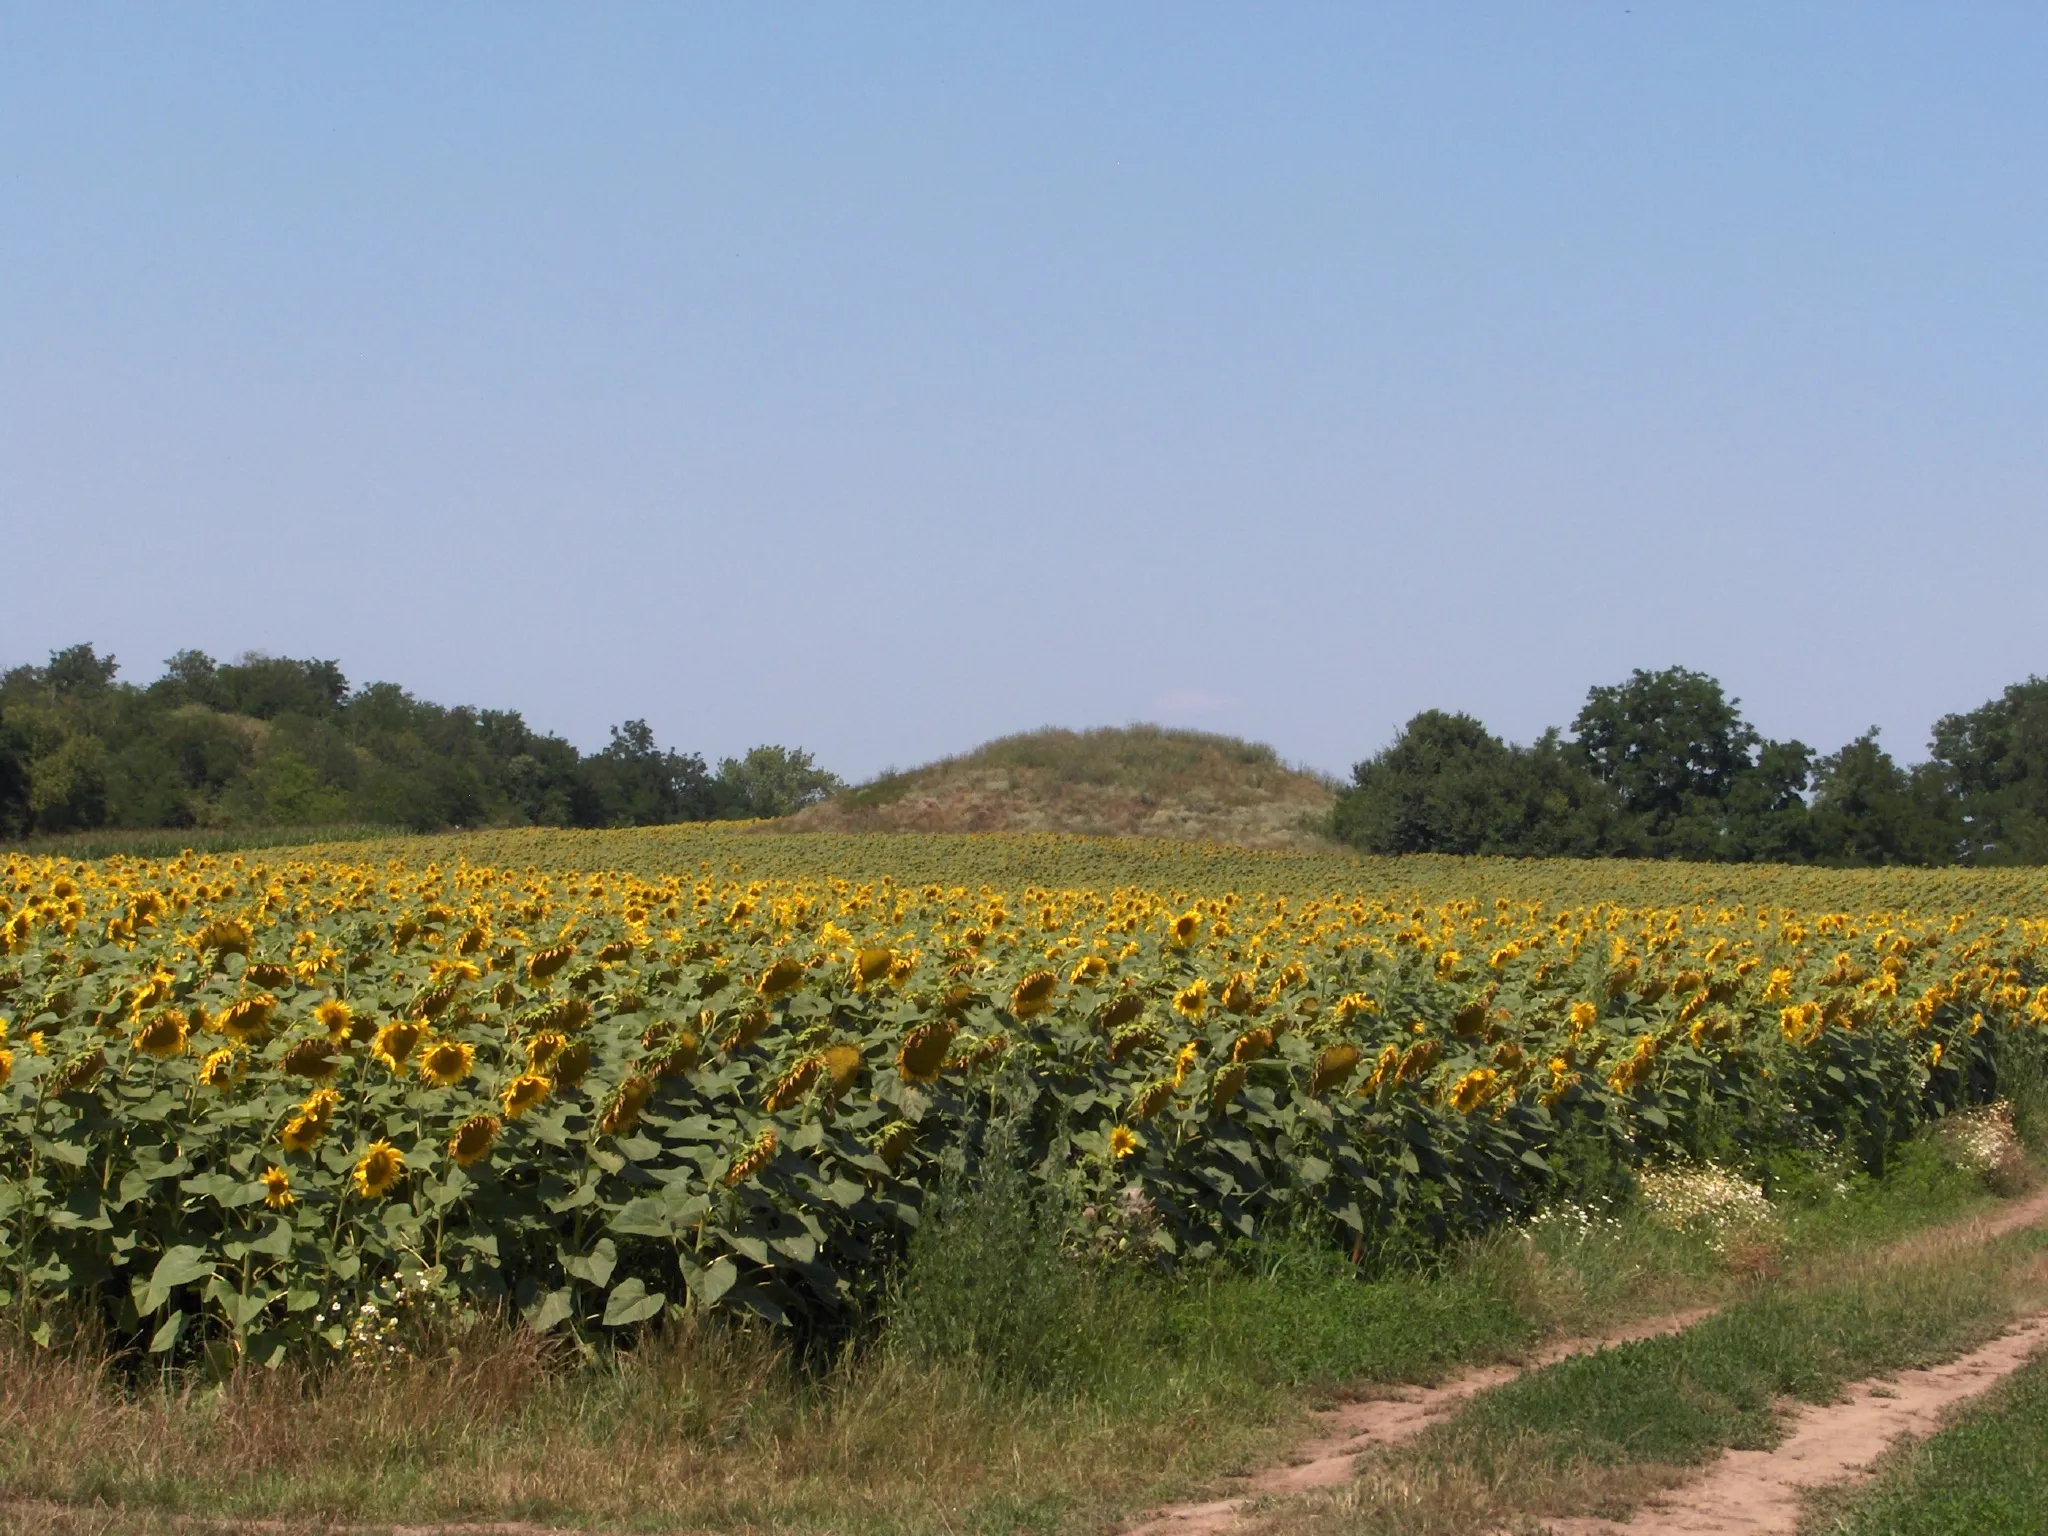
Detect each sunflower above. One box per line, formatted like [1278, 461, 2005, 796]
[851, 947, 895, 987]
[551, 1038, 591, 1088]
[199, 1046, 244, 1090]
[133, 1010, 190, 1060]
[217, 994, 277, 1045]
[723, 1128, 778, 1186]
[873, 1119, 916, 1168]
[526, 943, 576, 983]
[525, 1029, 567, 1071]
[823, 1042, 863, 1097]
[1069, 953, 1109, 984]
[600, 1074, 654, 1136]
[1108, 1124, 1142, 1160]
[0, 1048, 11, 1089]
[896, 1021, 956, 1084]
[352, 1141, 406, 1199]
[1172, 978, 1210, 1019]
[501, 1071, 552, 1119]
[1171, 1040, 1201, 1086]
[261, 1165, 294, 1210]
[1009, 970, 1059, 1020]
[1168, 910, 1203, 947]
[315, 998, 354, 1040]
[417, 1038, 475, 1088]
[371, 1019, 425, 1072]
[449, 1113, 501, 1168]
[1229, 1026, 1274, 1065]
[757, 956, 807, 1001]
[1210, 1063, 1249, 1111]
[1308, 1043, 1361, 1097]
[1447, 1068, 1500, 1114]
[279, 1110, 326, 1153]
[1129, 1078, 1175, 1119]
[281, 1036, 339, 1082]
[763, 1055, 824, 1112]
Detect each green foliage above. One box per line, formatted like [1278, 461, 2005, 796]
[1815, 1351, 2048, 1535]
[0, 645, 837, 838]
[1332, 665, 2034, 866]
[4, 835, 2044, 1371]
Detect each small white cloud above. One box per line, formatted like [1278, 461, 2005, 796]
[1151, 689, 1235, 716]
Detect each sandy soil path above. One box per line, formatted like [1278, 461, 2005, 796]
[1541, 1310, 2048, 1536]
[1120, 1309, 1713, 1536]
[1122, 1184, 2048, 1536]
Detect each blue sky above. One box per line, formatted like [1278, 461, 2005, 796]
[5, 5, 2044, 780]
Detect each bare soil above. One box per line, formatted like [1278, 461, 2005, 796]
[1121, 1310, 1715, 1536]
[1541, 1308, 2048, 1536]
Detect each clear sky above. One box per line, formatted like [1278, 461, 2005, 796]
[5, 5, 2044, 781]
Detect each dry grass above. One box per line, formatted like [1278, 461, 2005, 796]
[782, 724, 1340, 849]
[0, 1314, 1292, 1536]
[1233, 1216, 2048, 1536]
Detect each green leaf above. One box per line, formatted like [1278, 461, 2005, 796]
[690, 1257, 738, 1307]
[564, 1238, 618, 1289]
[523, 1286, 574, 1333]
[148, 1310, 187, 1354]
[602, 1277, 666, 1327]
[140, 1246, 214, 1315]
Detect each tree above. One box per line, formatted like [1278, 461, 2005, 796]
[578, 720, 718, 826]
[1925, 678, 2048, 865]
[1809, 729, 1951, 866]
[44, 643, 119, 695]
[1332, 712, 1629, 857]
[1571, 666, 1812, 860]
[714, 745, 844, 820]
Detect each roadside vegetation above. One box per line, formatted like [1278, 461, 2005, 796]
[3, 1125, 2033, 1536]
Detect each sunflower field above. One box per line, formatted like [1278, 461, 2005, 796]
[2, 826, 2046, 1364]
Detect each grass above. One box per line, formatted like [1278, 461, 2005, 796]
[0, 1143, 2017, 1536]
[1237, 1182, 2048, 1536]
[787, 723, 1342, 849]
[1801, 1350, 2048, 1535]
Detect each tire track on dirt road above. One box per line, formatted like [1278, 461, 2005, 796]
[1121, 1183, 2048, 1536]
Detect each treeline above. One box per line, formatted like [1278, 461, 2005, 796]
[0, 645, 841, 837]
[1333, 666, 2048, 866]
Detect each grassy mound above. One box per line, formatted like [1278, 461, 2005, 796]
[783, 724, 1339, 849]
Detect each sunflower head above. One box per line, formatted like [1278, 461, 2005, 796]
[417, 1038, 475, 1088]
[1172, 979, 1210, 1020]
[1448, 1068, 1501, 1115]
[448, 1113, 501, 1168]
[199, 1045, 245, 1091]
[757, 956, 807, 1002]
[217, 994, 277, 1045]
[525, 1029, 567, 1071]
[133, 1010, 190, 1060]
[281, 1036, 339, 1082]
[372, 1019, 426, 1072]
[501, 1071, 552, 1120]
[315, 999, 354, 1041]
[1009, 970, 1059, 1020]
[600, 1074, 654, 1136]
[896, 1021, 956, 1084]
[1308, 1043, 1362, 1097]
[822, 1043, 863, 1098]
[851, 947, 896, 987]
[261, 1165, 294, 1210]
[352, 1140, 406, 1199]
[1108, 1124, 1142, 1160]
[1169, 910, 1203, 948]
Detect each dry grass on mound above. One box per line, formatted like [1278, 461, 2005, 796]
[785, 724, 1341, 850]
